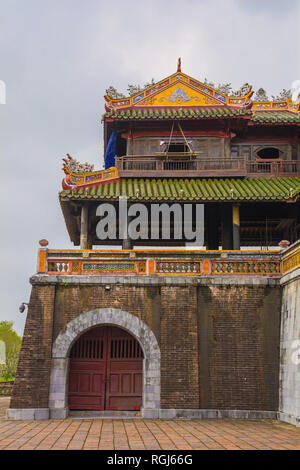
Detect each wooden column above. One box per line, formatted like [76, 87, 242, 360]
[80, 204, 89, 249]
[222, 204, 233, 250]
[126, 138, 132, 155]
[206, 204, 219, 250]
[224, 137, 231, 159]
[232, 204, 240, 250]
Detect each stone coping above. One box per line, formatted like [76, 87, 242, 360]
[280, 266, 300, 286]
[30, 274, 280, 286]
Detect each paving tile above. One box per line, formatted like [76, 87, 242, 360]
[1, 398, 300, 450]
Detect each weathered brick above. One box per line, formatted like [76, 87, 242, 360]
[10, 280, 281, 412]
[10, 285, 55, 408]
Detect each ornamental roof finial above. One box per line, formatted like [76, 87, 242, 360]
[177, 57, 181, 73]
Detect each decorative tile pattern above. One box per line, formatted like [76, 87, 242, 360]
[282, 247, 300, 274]
[81, 262, 136, 273]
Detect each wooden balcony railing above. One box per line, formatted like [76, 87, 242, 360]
[247, 159, 300, 177]
[37, 248, 282, 277]
[116, 156, 300, 177]
[116, 156, 247, 177]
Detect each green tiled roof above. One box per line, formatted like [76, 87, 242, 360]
[102, 108, 300, 123]
[60, 177, 300, 202]
[252, 111, 300, 123]
[103, 108, 250, 121]
[290, 185, 300, 201]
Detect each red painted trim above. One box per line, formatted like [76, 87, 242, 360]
[248, 121, 300, 127]
[233, 137, 299, 143]
[121, 129, 229, 139]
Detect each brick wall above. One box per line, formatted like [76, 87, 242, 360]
[10, 285, 55, 409]
[198, 285, 281, 410]
[11, 278, 281, 411]
[52, 284, 161, 341]
[160, 286, 199, 408]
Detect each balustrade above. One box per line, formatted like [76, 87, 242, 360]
[39, 249, 283, 277]
[115, 155, 300, 177]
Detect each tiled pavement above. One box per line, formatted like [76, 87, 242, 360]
[1, 398, 300, 450]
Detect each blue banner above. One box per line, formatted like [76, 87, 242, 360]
[105, 130, 117, 169]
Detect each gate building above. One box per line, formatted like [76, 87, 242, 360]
[8, 62, 300, 425]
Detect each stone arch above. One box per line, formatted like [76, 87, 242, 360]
[48, 308, 160, 419]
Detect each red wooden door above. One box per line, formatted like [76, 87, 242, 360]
[106, 326, 143, 411]
[68, 326, 143, 410]
[68, 327, 107, 410]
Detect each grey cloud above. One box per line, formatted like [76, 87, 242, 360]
[0, 0, 298, 334]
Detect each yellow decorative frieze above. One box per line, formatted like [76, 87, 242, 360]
[139, 82, 221, 107]
[104, 70, 253, 111]
[282, 245, 300, 274]
[253, 99, 300, 113]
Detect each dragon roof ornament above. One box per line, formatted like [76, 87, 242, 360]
[62, 155, 119, 190]
[62, 154, 94, 174]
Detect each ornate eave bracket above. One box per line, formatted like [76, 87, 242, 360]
[62, 154, 120, 190]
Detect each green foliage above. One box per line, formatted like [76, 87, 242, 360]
[0, 376, 14, 382]
[1, 370, 12, 381]
[0, 321, 22, 379]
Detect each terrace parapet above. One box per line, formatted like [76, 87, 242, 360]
[37, 248, 282, 277]
[281, 239, 300, 275]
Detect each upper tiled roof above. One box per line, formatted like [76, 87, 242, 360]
[103, 66, 300, 124]
[103, 107, 250, 121]
[102, 108, 300, 124]
[251, 111, 300, 123]
[60, 177, 300, 202]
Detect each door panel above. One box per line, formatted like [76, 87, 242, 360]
[105, 327, 143, 410]
[68, 326, 143, 410]
[68, 328, 107, 410]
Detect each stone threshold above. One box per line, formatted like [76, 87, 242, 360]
[69, 410, 141, 418]
[7, 407, 280, 421]
[155, 409, 278, 420]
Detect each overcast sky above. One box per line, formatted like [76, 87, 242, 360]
[0, 0, 299, 335]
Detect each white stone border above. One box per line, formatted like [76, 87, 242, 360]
[158, 409, 278, 419]
[6, 408, 50, 420]
[278, 412, 300, 427]
[48, 308, 161, 419]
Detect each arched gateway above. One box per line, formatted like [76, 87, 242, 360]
[68, 326, 144, 411]
[48, 308, 161, 419]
